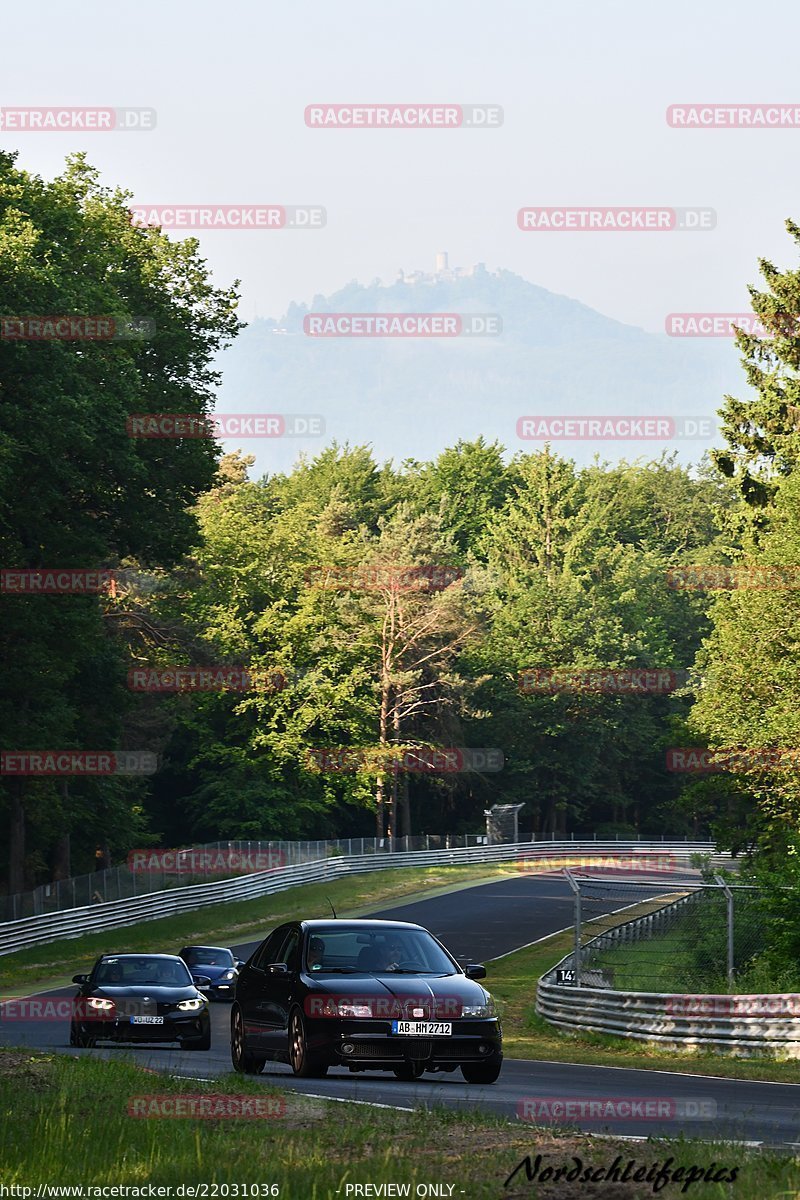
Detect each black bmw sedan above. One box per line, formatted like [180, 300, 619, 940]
[69, 953, 211, 1049]
[230, 919, 502, 1083]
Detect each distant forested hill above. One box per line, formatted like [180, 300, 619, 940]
[214, 266, 741, 472]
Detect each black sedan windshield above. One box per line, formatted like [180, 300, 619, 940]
[306, 927, 457, 974]
[94, 958, 193, 987]
[182, 948, 234, 968]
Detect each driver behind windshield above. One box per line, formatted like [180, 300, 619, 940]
[307, 936, 325, 971]
[379, 939, 406, 970]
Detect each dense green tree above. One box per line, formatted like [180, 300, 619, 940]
[0, 152, 240, 888]
[714, 219, 800, 514]
[688, 471, 800, 851]
[409, 438, 517, 554]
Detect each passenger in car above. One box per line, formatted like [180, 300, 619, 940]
[307, 936, 325, 970]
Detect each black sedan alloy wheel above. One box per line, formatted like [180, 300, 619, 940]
[231, 1006, 266, 1075]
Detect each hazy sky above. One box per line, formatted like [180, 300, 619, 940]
[4, 0, 800, 333]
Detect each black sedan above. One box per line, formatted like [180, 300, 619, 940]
[230, 919, 502, 1083]
[69, 953, 211, 1049]
[179, 945, 243, 1001]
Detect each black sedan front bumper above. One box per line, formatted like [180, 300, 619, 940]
[72, 1011, 209, 1044]
[308, 1018, 502, 1068]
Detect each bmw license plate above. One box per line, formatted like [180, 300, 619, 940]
[391, 1020, 451, 1036]
[130, 1015, 164, 1024]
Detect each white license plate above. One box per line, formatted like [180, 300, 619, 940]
[130, 1015, 164, 1025]
[391, 1020, 451, 1036]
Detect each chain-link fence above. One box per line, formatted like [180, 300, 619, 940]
[1, 830, 688, 923]
[1, 832, 507, 922]
[564, 873, 767, 993]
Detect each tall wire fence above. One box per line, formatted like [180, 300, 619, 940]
[1, 834, 484, 922]
[565, 874, 767, 993]
[1, 830, 688, 922]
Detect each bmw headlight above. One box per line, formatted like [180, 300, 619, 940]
[460, 998, 495, 1018]
[87, 997, 115, 1010]
[177, 997, 206, 1011]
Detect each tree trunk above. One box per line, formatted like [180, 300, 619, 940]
[8, 782, 26, 894]
[375, 600, 395, 841]
[389, 702, 402, 845]
[374, 676, 391, 839]
[400, 773, 411, 840]
[375, 775, 385, 840]
[52, 782, 71, 881]
[53, 833, 71, 881]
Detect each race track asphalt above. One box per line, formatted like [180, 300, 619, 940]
[3, 869, 799, 1149]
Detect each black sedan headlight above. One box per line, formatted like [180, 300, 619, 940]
[460, 998, 496, 1018]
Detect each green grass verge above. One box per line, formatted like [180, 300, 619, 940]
[590, 926, 708, 993]
[0, 864, 514, 996]
[490, 930, 800, 1084]
[1, 1050, 796, 1198]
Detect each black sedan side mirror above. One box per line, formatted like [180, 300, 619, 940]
[72, 974, 89, 985]
[464, 963, 487, 980]
[193, 975, 212, 988]
[267, 963, 289, 976]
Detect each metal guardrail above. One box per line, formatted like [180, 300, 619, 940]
[536, 887, 800, 1058]
[0, 840, 716, 956]
[4, 833, 505, 921]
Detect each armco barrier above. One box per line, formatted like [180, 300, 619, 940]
[536, 889, 800, 1057]
[0, 841, 717, 957]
